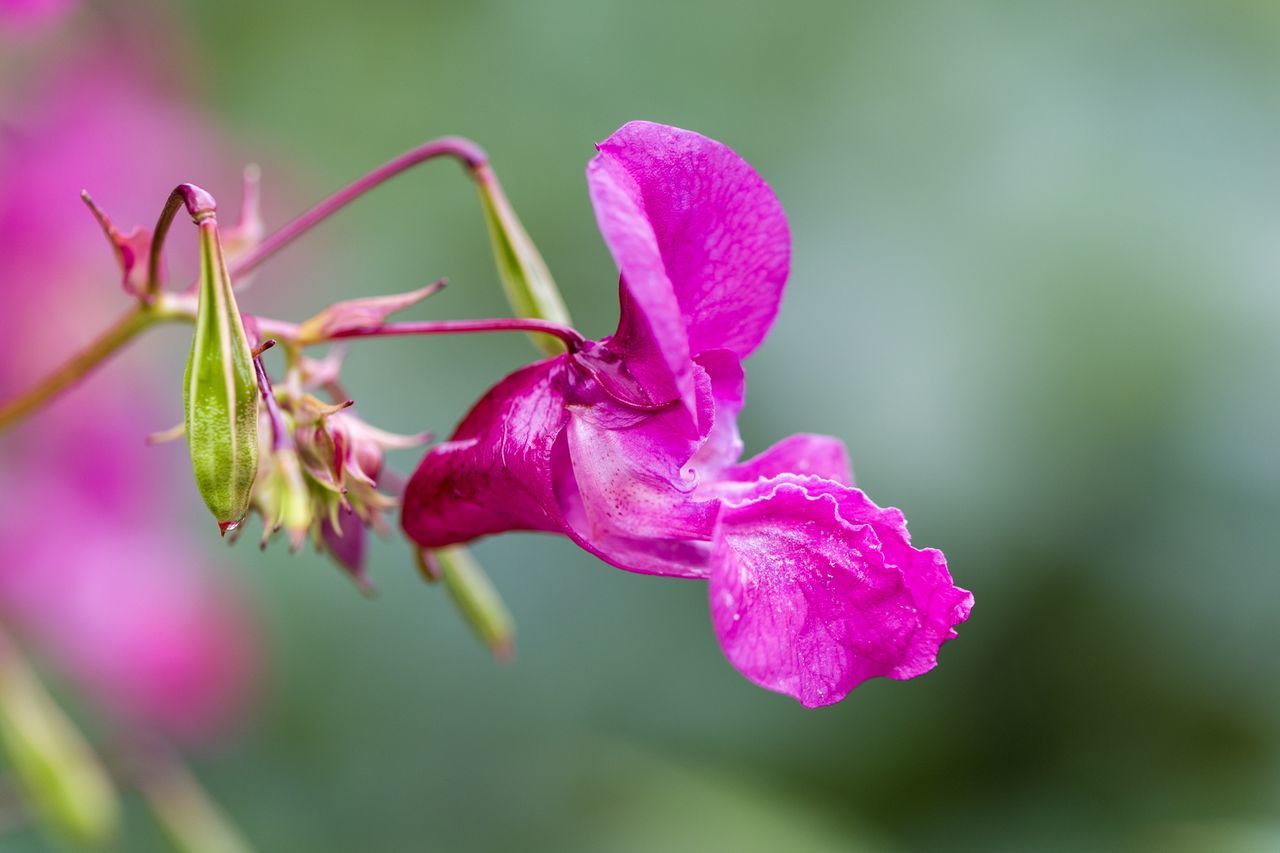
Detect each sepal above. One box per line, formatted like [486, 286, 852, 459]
[81, 190, 157, 298]
[296, 279, 446, 343]
[474, 163, 572, 354]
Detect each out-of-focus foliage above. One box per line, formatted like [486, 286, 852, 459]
[2, 1, 1278, 850]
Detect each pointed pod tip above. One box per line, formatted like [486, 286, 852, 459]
[490, 638, 516, 664]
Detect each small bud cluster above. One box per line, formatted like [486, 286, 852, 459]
[244, 351, 428, 592]
[0, 128, 583, 848]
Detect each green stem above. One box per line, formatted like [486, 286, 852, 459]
[0, 305, 162, 433]
[0, 626, 120, 847]
[122, 736, 253, 853]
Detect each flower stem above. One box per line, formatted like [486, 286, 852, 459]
[253, 355, 292, 453]
[148, 183, 219, 295]
[114, 733, 252, 853]
[0, 305, 162, 432]
[0, 303, 580, 435]
[317, 317, 585, 351]
[0, 139, 531, 433]
[231, 136, 488, 280]
[0, 626, 119, 847]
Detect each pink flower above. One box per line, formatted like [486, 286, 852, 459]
[402, 121, 972, 707]
[0, 54, 258, 738]
[0, 0, 74, 30]
[0, 466, 258, 740]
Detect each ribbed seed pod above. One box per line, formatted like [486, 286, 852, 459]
[183, 209, 259, 533]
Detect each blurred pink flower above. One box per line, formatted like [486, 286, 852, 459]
[0, 0, 74, 30]
[0, 52, 260, 740]
[0, 461, 258, 740]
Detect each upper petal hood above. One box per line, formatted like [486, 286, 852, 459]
[587, 121, 790, 407]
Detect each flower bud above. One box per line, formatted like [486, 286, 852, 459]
[182, 204, 259, 533]
[436, 545, 515, 661]
[321, 504, 372, 595]
[473, 163, 572, 355]
[255, 446, 312, 551]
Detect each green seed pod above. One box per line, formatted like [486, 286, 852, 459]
[183, 205, 259, 533]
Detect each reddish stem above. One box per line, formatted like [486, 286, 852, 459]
[0, 140, 509, 434]
[321, 317, 585, 351]
[0, 305, 157, 432]
[148, 183, 218, 295]
[252, 355, 292, 453]
[231, 137, 488, 279]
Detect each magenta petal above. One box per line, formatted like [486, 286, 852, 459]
[683, 349, 745, 481]
[553, 488, 715, 579]
[709, 481, 971, 707]
[822, 485, 973, 679]
[589, 121, 790, 362]
[562, 371, 718, 547]
[721, 433, 855, 486]
[598, 276, 693, 410]
[588, 154, 695, 414]
[402, 358, 571, 548]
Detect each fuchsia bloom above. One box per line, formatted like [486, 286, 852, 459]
[403, 122, 972, 707]
[0, 0, 74, 29]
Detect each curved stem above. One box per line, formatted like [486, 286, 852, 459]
[318, 317, 585, 351]
[148, 184, 218, 295]
[231, 136, 488, 280]
[0, 140, 508, 433]
[1, 184, 222, 434]
[0, 306, 160, 432]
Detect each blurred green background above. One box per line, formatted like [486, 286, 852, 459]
[9, 1, 1280, 850]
